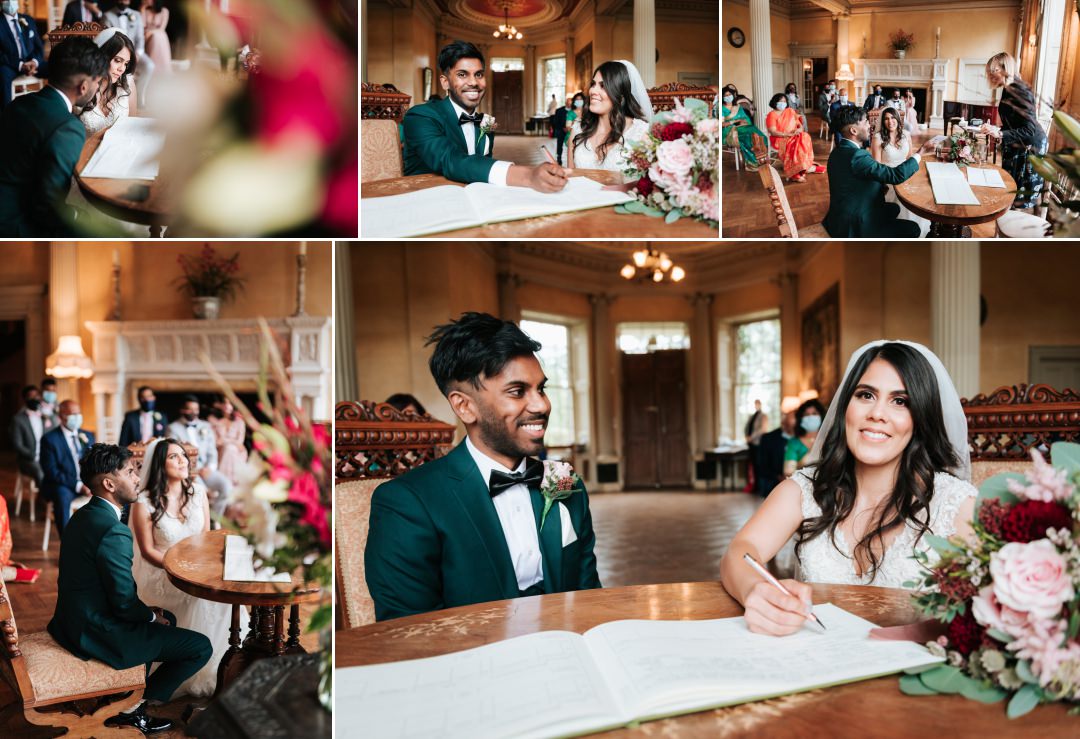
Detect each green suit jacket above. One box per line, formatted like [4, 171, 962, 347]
[402, 96, 497, 184]
[0, 87, 84, 236]
[822, 138, 920, 237]
[365, 442, 602, 621]
[47, 495, 159, 669]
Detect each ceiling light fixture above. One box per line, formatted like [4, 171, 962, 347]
[492, 2, 523, 40]
[620, 248, 685, 283]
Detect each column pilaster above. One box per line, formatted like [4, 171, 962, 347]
[749, 0, 773, 131]
[335, 245, 359, 402]
[931, 242, 981, 398]
[633, 0, 656, 88]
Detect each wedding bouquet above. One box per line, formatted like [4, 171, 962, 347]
[944, 131, 977, 166]
[903, 442, 1080, 718]
[620, 97, 718, 225]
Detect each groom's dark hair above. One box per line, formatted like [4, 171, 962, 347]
[426, 312, 541, 396]
[81, 443, 133, 492]
[47, 37, 109, 89]
[438, 40, 484, 74]
[832, 105, 866, 137]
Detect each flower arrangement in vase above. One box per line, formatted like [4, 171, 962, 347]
[174, 245, 245, 320]
[889, 30, 915, 59]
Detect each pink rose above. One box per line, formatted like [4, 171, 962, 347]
[656, 139, 695, 177]
[970, 585, 1030, 638]
[544, 460, 573, 480]
[990, 540, 1074, 620]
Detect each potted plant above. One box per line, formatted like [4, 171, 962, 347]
[174, 245, 245, 319]
[889, 30, 915, 59]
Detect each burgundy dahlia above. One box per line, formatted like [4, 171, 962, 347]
[934, 559, 978, 603]
[636, 176, 654, 196]
[659, 122, 694, 141]
[946, 609, 984, 657]
[1001, 500, 1073, 543]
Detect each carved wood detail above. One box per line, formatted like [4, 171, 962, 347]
[361, 83, 412, 123]
[334, 401, 456, 480]
[962, 384, 1080, 459]
[47, 22, 105, 43]
[647, 82, 716, 112]
[758, 165, 797, 237]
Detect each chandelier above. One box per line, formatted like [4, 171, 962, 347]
[620, 248, 686, 283]
[492, 2, 523, 40]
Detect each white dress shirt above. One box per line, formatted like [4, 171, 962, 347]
[140, 410, 154, 443]
[465, 436, 543, 591]
[27, 410, 43, 461]
[101, 496, 123, 520]
[5, 13, 24, 59]
[447, 97, 511, 187]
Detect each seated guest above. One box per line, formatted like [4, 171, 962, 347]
[403, 40, 569, 192]
[63, 0, 103, 25]
[817, 81, 835, 124]
[863, 84, 884, 111]
[168, 395, 231, 514]
[829, 89, 856, 147]
[40, 376, 59, 426]
[79, 28, 137, 133]
[104, 0, 153, 101]
[118, 385, 167, 447]
[765, 93, 824, 183]
[783, 82, 807, 131]
[366, 312, 602, 621]
[10, 385, 52, 489]
[0, 37, 107, 236]
[0, 0, 45, 109]
[723, 90, 765, 171]
[822, 105, 931, 238]
[40, 400, 95, 537]
[782, 399, 825, 477]
[48, 443, 212, 733]
[756, 411, 795, 496]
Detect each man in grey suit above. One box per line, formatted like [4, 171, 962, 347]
[10, 385, 54, 487]
[167, 395, 230, 513]
[104, 0, 153, 99]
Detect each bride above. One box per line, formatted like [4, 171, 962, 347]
[719, 341, 977, 635]
[567, 60, 652, 180]
[80, 28, 138, 134]
[871, 108, 929, 237]
[130, 438, 236, 696]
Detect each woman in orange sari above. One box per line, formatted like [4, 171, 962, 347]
[765, 93, 823, 183]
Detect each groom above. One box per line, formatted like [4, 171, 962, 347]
[48, 444, 212, 734]
[403, 40, 571, 193]
[822, 105, 931, 237]
[365, 312, 602, 621]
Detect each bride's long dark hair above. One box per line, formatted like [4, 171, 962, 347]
[94, 31, 137, 118]
[795, 343, 961, 581]
[573, 61, 646, 164]
[878, 107, 905, 149]
[142, 439, 195, 527]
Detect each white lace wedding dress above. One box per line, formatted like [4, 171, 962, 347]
[569, 118, 649, 180]
[80, 76, 133, 134]
[131, 483, 238, 697]
[880, 134, 931, 237]
[791, 467, 977, 588]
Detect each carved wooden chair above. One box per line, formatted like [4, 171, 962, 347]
[0, 578, 145, 737]
[963, 384, 1080, 487]
[47, 21, 104, 44]
[758, 164, 829, 238]
[647, 82, 716, 113]
[361, 82, 411, 123]
[334, 401, 455, 629]
[361, 119, 404, 183]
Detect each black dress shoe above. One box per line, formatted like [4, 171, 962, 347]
[104, 705, 173, 734]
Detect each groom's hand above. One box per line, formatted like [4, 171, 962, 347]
[151, 607, 171, 626]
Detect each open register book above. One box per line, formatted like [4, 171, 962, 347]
[360, 176, 635, 238]
[80, 117, 165, 181]
[337, 603, 943, 739]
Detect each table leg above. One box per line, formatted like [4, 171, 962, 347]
[255, 606, 277, 657]
[215, 604, 249, 696]
[929, 223, 971, 238]
[285, 604, 306, 654]
[273, 605, 286, 656]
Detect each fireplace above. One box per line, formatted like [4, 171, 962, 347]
[852, 58, 948, 129]
[85, 316, 331, 442]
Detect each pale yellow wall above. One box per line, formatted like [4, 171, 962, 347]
[713, 281, 782, 320]
[366, 5, 436, 101]
[610, 294, 695, 324]
[612, 18, 719, 85]
[0, 244, 47, 286]
[882, 245, 931, 346]
[722, 2, 790, 94]
[797, 243, 843, 313]
[518, 284, 592, 319]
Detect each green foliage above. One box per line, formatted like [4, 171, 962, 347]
[1051, 441, 1080, 477]
[976, 472, 1024, 506]
[1006, 684, 1042, 719]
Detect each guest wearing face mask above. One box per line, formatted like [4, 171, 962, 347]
[40, 399, 95, 536]
[10, 385, 51, 489]
[766, 92, 824, 183]
[167, 395, 231, 514]
[723, 88, 765, 171]
[551, 95, 571, 165]
[39, 377, 59, 425]
[783, 399, 826, 477]
[118, 385, 167, 447]
[863, 84, 885, 111]
[63, 1, 103, 26]
[829, 87, 857, 147]
[565, 92, 585, 161]
[0, 0, 46, 109]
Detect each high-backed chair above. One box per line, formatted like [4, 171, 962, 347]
[759, 165, 829, 237]
[47, 21, 104, 44]
[360, 119, 403, 183]
[0, 578, 146, 737]
[361, 82, 411, 124]
[647, 82, 716, 113]
[334, 401, 455, 629]
[963, 384, 1080, 487]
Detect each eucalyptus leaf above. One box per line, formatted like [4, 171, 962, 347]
[903, 663, 941, 675]
[900, 674, 940, 696]
[976, 473, 1024, 507]
[641, 206, 665, 217]
[986, 628, 1015, 644]
[623, 200, 646, 214]
[614, 204, 631, 215]
[959, 680, 1008, 704]
[664, 209, 682, 224]
[1050, 441, 1080, 475]
[1016, 659, 1037, 684]
[1006, 684, 1041, 719]
[924, 534, 959, 553]
[920, 665, 965, 694]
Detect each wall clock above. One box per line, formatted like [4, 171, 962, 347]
[728, 28, 745, 48]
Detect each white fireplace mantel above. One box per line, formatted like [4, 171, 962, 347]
[852, 58, 949, 129]
[85, 316, 331, 442]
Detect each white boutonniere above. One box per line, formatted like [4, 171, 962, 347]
[199, 427, 209, 439]
[478, 114, 497, 153]
[78, 433, 89, 445]
[539, 460, 583, 530]
[17, 17, 27, 29]
[153, 412, 162, 422]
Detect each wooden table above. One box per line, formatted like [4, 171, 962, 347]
[360, 172, 718, 238]
[894, 158, 1016, 238]
[163, 529, 322, 696]
[75, 127, 172, 237]
[336, 582, 1070, 737]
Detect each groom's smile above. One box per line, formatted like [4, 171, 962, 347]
[442, 58, 487, 112]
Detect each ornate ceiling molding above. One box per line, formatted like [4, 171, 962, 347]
[448, 0, 567, 28]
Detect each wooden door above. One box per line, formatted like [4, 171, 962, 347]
[493, 70, 523, 134]
[621, 350, 690, 489]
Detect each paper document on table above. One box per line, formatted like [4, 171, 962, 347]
[927, 162, 980, 205]
[80, 117, 165, 180]
[967, 167, 1006, 188]
[222, 534, 291, 582]
[361, 176, 633, 237]
[336, 603, 943, 739]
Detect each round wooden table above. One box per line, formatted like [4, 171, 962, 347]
[75, 127, 172, 237]
[163, 529, 322, 695]
[894, 157, 1016, 238]
[336, 582, 1071, 736]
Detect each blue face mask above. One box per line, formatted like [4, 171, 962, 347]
[776, 101, 787, 111]
[65, 414, 83, 432]
[574, 100, 583, 108]
[140, 399, 155, 412]
[43, 390, 57, 404]
[800, 414, 822, 433]
[723, 95, 733, 104]
[2, 1, 18, 16]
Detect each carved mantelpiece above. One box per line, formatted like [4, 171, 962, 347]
[86, 317, 331, 442]
[852, 58, 949, 129]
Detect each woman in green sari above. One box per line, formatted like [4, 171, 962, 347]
[723, 90, 765, 170]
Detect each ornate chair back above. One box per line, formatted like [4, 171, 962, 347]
[334, 401, 456, 628]
[963, 384, 1080, 487]
[647, 82, 716, 113]
[361, 82, 411, 123]
[361, 119, 404, 183]
[47, 21, 104, 44]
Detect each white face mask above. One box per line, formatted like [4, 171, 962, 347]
[776, 101, 787, 111]
[723, 95, 733, 104]
[2, 1, 18, 15]
[839, 96, 848, 103]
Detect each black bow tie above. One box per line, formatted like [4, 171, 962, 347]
[186, 423, 198, 428]
[458, 111, 483, 125]
[488, 459, 543, 497]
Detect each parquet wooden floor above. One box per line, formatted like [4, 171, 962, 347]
[721, 112, 997, 239]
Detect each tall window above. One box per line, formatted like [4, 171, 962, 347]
[1034, 0, 1066, 130]
[520, 319, 574, 447]
[616, 322, 691, 354]
[541, 56, 566, 112]
[734, 318, 781, 433]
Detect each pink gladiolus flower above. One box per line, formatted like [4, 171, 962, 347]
[290, 472, 330, 546]
[1007, 449, 1076, 502]
[267, 451, 293, 483]
[323, 155, 358, 234]
[1007, 617, 1080, 691]
[990, 540, 1074, 620]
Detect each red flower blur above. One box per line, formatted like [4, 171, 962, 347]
[659, 122, 694, 141]
[945, 610, 984, 657]
[1001, 499, 1074, 543]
